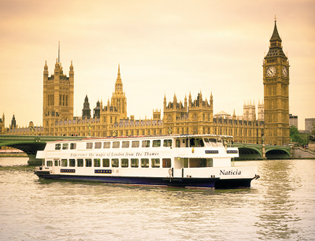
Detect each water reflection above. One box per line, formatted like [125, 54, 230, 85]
[256, 160, 301, 239]
[1, 158, 315, 240]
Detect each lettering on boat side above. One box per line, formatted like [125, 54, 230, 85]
[227, 150, 238, 154]
[205, 150, 219, 154]
[60, 169, 75, 173]
[220, 170, 241, 175]
[95, 170, 112, 174]
[70, 152, 159, 158]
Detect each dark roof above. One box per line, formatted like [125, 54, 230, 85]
[270, 21, 282, 42]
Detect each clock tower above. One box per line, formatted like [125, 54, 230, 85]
[263, 19, 290, 145]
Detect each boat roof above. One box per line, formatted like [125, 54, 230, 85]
[52, 134, 234, 143]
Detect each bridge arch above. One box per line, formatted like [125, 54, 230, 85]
[265, 148, 290, 159]
[237, 147, 262, 160]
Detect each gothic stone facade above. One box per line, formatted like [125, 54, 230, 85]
[5, 21, 290, 145]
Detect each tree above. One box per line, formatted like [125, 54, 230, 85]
[290, 125, 299, 138]
[290, 125, 309, 146]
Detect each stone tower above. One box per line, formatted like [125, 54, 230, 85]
[43, 43, 74, 133]
[263, 19, 290, 145]
[111, 64, 127, 120]
[82, 95, 91, 119]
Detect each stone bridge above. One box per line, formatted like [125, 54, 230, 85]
[232, 143, 291, 160]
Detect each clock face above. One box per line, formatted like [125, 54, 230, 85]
[282, 66, 288, 77]
[266, 66, 276, 77]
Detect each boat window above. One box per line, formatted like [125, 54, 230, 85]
[153, 140, 161, 147]
[102, 159, 110, 167]
[131, 158, 139, 168]
[54, 159, 60, 166]
[163, 139, 172, 147]
[95, 142, 102, 149]
[86, 143, 93, 149]
[131, 141, 140, 148]
[70, 143, 76, 150]
[103, 142, 111, 148]
[195, 138, 204, 147]
[151, 158, 160, 168]
[189, 158, 213, 168]
[61, 159, 68, 167]
[77, 159, 84, 167]
[162, 158, 171, 168]
[46, 160, 53, 166]
[209, 138, 217, 143]
[94, 158, 101, 167]
[113, 141, 120, 148]
[69, 159, 75, 167]
[176, 139, 180, 147]
[85, 159, 92, 167]
[142, 140, 150, 148]
[62, 143, 69, 150]
[55, 143, 61, 150]
[204, 138, 209, 143]
[112, 158, 119, 168]
[122, 141, 130, 148]
[141, 158, 149, 168]
[121, 158, 128, 168]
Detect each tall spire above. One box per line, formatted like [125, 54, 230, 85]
[58, 41, 60, 63]
[115, 64, 123, 92]
[265, 18, 286, 59]
[270, 18, 281, 42]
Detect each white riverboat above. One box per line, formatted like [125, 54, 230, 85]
[34, 134, 259, 189]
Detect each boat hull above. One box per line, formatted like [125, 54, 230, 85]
[215, 178, 254, 189]
[34, 171, 218, 189]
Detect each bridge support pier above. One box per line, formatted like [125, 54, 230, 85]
[262, 144, 267, 159]
[27, 154, 43, 166]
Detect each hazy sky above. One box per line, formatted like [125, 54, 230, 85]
[1, 0, 314, 130]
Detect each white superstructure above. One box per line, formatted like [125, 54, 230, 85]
[35, 134, 259, 189]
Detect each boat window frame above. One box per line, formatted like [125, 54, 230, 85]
[94, 158, 101, 167]
[77, 159, 84, 167]
[122, 141, 130, 148]
[85, 158, 92, 167]
[46, 160, 53, 166]
[111, 158, 119, 167]
[153, 140, 161, 147]
[142, 140, 150, 148]
[163, 139, 172, 147]
[162, 158, 171, 168]
[121, 158, 129, 168]
[141, 158, 149, 168]
[131, 158, 139, 168]
[131, 141, 140, 148]
[112, 141, 120, 148]
[102, 158, 110, 167]
[70, 143, 77, 150]
[86, 143, 93, 149]
[69, 159, 76, 167]
[151, 158, 160, 168]
[55, 143, 61, 150]
[61, 159, 68, 167]
[103, 142, 111, 149]
[95, 142, 102, 149]
[62, 143, 69, 150]
[54, 159, 60, 166]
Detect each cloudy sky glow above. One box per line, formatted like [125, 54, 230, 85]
[1, 0, 314, 130]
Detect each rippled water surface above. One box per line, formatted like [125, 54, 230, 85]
[1, 157, 315, 240]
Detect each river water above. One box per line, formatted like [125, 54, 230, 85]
[0, 157, 314, 241]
